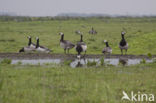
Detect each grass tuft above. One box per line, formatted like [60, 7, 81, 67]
[1, 58, 12, 64]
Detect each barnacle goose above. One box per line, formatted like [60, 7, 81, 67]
[35, 37, 52, 53]
[59, 32, 75, 54]
[76, 34, 87, 58]
[27, 36, 36, 49]
[119, 31, 128, 55]
[102, 40, 112, 55]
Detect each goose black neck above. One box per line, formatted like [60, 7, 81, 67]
[105, 42, 109, 47]
[36, 39, 39, 48]
[60, 34, 64, 41]
[28, 38, 31, 46]
[122, 35, 125, 39]
[80, 35, 83, 42]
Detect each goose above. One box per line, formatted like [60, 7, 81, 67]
[76, 34, 87, 58]
[35, 37, 52, 53]
[119, 31, 128, 55]
[59, 32, 75, 54]
[102, 40, 112, 55]
[27, 36, 36, 49]
[19, 46, 35, 53]
[75, 30, 81, 35]
[19, 36, 36, 53]
[89, 27, 97, 34]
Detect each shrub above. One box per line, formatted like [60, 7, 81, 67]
[147, 53, 152, 59]
[64, 60, 72, 66]
[140, 58, 146, 64]
[87, 60, 97, 67]
[100, 57, 104, 66]
[1, 58, 12, 64]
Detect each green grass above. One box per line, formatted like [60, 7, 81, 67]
[0, 17, 156, 54]
[0, 63, 156, 103]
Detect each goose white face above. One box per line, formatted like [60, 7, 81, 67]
[28, 36, 31, 39]
[36, 37, 39, 40]
[59, 32, 64, 35]
[121, 32, 126, 35]
[104, 40, 107, 43]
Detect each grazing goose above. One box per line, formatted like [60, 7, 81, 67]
[102, 40, 112, 55]
[75, 30, 81, 35]
[35, 37, 51, 53]
[89, 27, 97, 34]
[27, 36, 36, 49]
[119, 31, 128, 55]
[59, 32, 75, 54]
[76, 34, 87, 58]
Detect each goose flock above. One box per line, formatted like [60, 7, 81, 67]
[19, 31, 128, 59]
[19, 36, 52, 53]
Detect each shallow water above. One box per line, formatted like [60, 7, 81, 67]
[8, 57, 154, 68]
[70, 58, 153, 68]
[11, 59, 61, 65]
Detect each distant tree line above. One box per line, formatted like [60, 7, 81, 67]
[0, 15, 156, 22]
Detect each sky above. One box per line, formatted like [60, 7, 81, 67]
[0, 0, 156, 16]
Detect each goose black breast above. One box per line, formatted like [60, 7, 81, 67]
[76, 44, 83, 53]
[120, 39, 127, 46]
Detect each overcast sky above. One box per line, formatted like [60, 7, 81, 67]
[0, 0, 156, 16]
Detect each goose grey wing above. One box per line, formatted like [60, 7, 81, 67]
[64, 40, 75, 47]
[77, 42, 86, 45]
[40, 45, 52, 52]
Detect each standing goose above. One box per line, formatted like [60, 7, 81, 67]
[59, 32, 75, 54]
[35, 37, 52, 53]
[76, 34, 87, 58]
[119, 31, 128, 55]
[102, 40, 112, 55]
[28, 36, 36, 49]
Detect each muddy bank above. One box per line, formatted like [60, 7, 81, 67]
[0, 53, 155, 60]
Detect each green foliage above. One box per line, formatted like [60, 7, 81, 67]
[147, 53, 152, 59]
[100, 57, 104, 66]
[0, 67, 3, 91]
[87, 60, 97, 66]
[88, 38, 95, 42]
[0, 17, 156, 54]
[64, 60, 72, 66]
[1, 58, 12, 64]
[153, 58, 156, 63]
[17, 61, 22, 65]
[0, 63, 156, 103]
[140, 58, 146, 64]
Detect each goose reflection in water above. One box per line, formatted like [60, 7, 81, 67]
[119, 57, 128, 66]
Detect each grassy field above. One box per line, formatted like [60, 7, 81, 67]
[0, 17, 156, 54]
[0, 62, 156, 103]
[0, 17, 156, 103]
